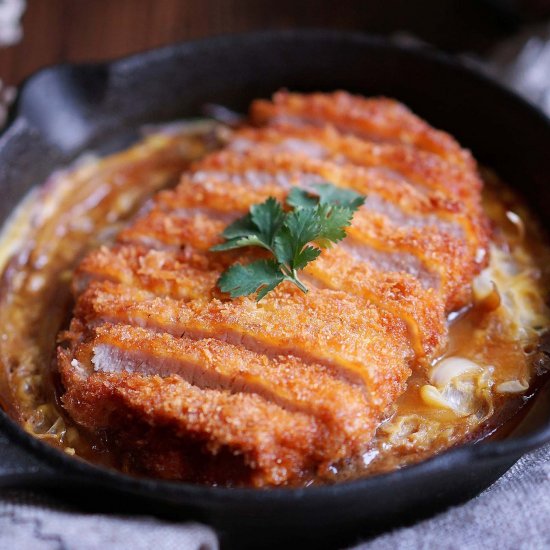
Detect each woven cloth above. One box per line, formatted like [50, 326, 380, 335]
[1, 24, 550, 550]
[353, 442, 550, 550]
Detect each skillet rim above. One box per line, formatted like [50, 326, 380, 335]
[1, 28, 550, 501]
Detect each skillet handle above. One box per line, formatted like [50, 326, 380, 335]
[0, 432, 60, 489]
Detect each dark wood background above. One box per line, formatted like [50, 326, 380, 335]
[0, 0, 548, 87]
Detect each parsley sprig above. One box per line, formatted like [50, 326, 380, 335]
[211, 183, 366, 300]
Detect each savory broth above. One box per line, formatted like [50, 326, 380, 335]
[0, 123, 548, 484]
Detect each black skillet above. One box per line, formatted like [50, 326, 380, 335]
[1, 30, 550, 549]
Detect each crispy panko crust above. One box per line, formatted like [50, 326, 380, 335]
[58, 91, 490, 486]
[250, 91, 475, 167]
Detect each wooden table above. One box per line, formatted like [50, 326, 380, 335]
[0, 0, 522, 87]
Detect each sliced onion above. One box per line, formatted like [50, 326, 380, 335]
[420, 384, 456, 411]
[506, 211, 526, 241]
[430, 357, 482, 387]
[472, 270, 501, 311]
[496, 380, 529, 394]
[475, 247, 487, 264]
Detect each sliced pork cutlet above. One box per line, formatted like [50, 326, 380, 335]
[247, 106, 487, 287]
[60, 322, 378, 484]
[250, 90, 475, 167]
[74, 239, 444, 360]
[110, 177, 446, 358]
[170, 147, 468, 321]
[59, 92, 490, 486]
[60, 280, 413, 485]
[73, 280, 413, 399]
[59, 354, 325, 486]
[247, 93, 489, 273]
[192, 144, 486, 310]
[229, 124, 488, 242]
[231, 124, 483, 206]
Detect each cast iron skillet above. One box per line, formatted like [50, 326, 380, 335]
[1, 30, 550, 549]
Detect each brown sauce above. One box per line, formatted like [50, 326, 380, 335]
[0, 123, 548, 484]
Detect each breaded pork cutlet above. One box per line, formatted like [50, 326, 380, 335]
[58, 91, 489, 486]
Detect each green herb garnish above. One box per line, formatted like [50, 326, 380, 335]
[211, 183, 365, 300]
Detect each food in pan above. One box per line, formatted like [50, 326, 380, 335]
[0, 92, 548, 487]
